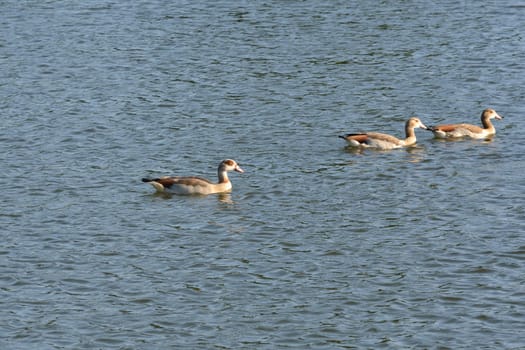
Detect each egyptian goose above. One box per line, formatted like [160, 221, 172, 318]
[339, 117, 428, 150]
[142, 159, 244, 195]
[428, 108, 503, 139]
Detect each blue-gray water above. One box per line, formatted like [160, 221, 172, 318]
[1, 1, 524, 349]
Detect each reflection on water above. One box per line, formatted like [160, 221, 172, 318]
[341, 144, 427, 163]
[217, 192, 234, 204]
[150, 191, 173, 200]
[146, 190, 234, 204]
[404, 146, 427, 163]
[430, 136, 496, 143]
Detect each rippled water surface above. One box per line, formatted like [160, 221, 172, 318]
[1, 1, 525, 349]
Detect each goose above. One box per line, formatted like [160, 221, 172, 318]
[142, 159, 244, 195]
[428, 108, 503, 139]
[339, 117, 428, 150]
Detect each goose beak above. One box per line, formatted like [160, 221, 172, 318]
[495, 113, 503, 120]
[235, 165, 244, 173]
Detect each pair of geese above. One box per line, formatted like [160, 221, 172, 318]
[143, 108, 503, 196]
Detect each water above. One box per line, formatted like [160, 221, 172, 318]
[1, 1, 524, 349]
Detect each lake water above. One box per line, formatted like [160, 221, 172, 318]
[1, 1, 525, 349]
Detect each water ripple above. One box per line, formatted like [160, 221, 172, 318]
[2, 0, 525, 349]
